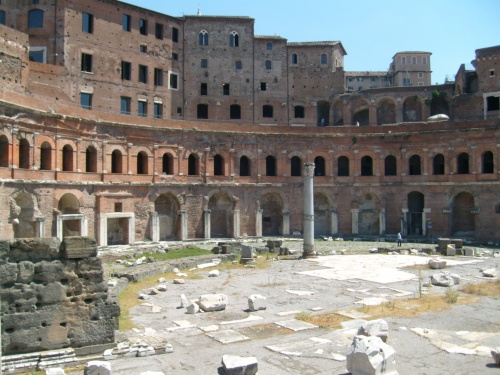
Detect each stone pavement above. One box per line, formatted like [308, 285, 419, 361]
[77, 240, 500, 374]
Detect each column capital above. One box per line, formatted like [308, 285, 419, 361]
[304, 163, 315, 177]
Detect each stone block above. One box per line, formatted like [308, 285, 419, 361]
[346, 336, 398, 375]
[428, 258, 446, 269]
[463, 247, 475, 256]
[198, 293, 228, 312]
[241, 244, 254, 259]
[61, 237, 98, 259]
[451, 239, 463, 249]
[221, 354, 258, 375]
[208, 270, 220, 277]
[491, 348, 500, 366]
[482, 268, 497, 278]
[0, 262, 18, 285]
[9, 238, 61, 262]
[45, 369, 66, 375]
[0, 239, 10, 259]
[437, 238, 451, 253]
[357, 319, 389, 342]
[446, 244, 456, 256]
[430, 272, 455, 287]
[186, 300, 200, 314]
[84, 360, 111, 375]
[248, 294, 267, 311]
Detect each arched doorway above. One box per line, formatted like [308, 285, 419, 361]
[58, 193, 81, 237]
[40, 142, 52, 170]
[155, 193, 179, 240]
[0, 135, 9, 167]
[314, 156, 325, 176]
[62, 145, 73, 172]
[261, 193, 283, 236]
[377, 99, 396, 125]
[317, 101, 330, 126]
[314, 193, 330, 236]
[407, 192, 424, 235]
[403, 96, 423, 122]
[208, 192, 233, 238]
[291, 156, 302, 176]
[452, 192, 475, 237]
[358, 192, 380, 235]
[12, 192, 36, 238]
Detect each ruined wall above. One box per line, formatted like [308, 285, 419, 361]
[0, 24, 29, 91]
[0, 237, 119, 355]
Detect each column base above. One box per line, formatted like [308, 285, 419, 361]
[302, 243, 316, 258]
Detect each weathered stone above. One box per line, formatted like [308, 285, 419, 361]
[358, 319, 389, 343]
[173, 278, 185, 284]
[198, 293, 228, 312]
[446, 244, 456, 256]
[428, 258, 446, 269]
[491, 348, 500, 366]
[158, 277, 167, 283]
[157, 284, 167, 291]
[103, 348, 118, 360]
[463, 247, 475, 256]
[221, 354, 258, 375]
[180, 294, 189, 308]
[208, 270, 220, 277]
[45, 369, 66, 375]
[437, 238, 451, 253]
[449, 273, 461, 284]
[241, 244, 254, 259]
[165, 344, 174, 353]
[451, 238, 463, 249]
[248, 294, 267, 311]
[61, 237, 98, 259]
[346, 335, 399, 375]
[84, 360, 111, 375]
[186, 300, 200, 314]
[9, 238, 61, 262]
[0, 262, 18, 285]
[430, 272, 455, 287]
[482, 268, 497, 278]
[0, 240, 10, 259]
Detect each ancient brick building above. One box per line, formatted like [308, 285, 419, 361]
[0, 0, 499, 244]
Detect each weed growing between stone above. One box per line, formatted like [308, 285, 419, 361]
[461, 279, 500, 297]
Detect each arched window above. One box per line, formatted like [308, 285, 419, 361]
[40, 142, 51, 170]
[314, 156, 325, 176]
[19, 139, 30, 169]
[384, 155, 397, 176]
[263, 105, 273, 118]
[482, 151, 494, 174]
[86, 146, 97, 172]
[214, 154, 224, 176]
[188, 153, 199, 175]
[457, 152, 469, 174]
[137, 151, 148, 174]
[265, 60, 272, 70]
[199, 30, 208, 46]
[230, 104, 241, 119]
[111, 150, 122, 173]
[62, 145, 73, 171]
[229, 31, 239, 47]
[361, 156, 373, 176]
[291, 53, 298, 64]
[0, 135, 8, 167]
[294, 106, 305, 118]
[266, 155, 276, 176]
[162, 153, 173, 174]
[338, 156, 349, 176]
[321, 54, 327, 64]
[239, 156, 250, 176]
[28, 9, 44, 28]
[409, 155, 421, 175]
[433, 154, 445, 175]
[291, 156, 302, 176]
[197, 104, 208, 119]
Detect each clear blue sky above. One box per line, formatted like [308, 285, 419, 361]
[121, 0, 499, 84]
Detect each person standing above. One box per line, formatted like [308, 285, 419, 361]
[397, 232, 402, 246]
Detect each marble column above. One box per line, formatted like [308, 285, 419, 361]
[282, 210, 290, 236]
[351, 209, 359, 235]
[330, 209, 338, 235]
[302, 163, 316, 258]
[423, 208, 431, 236]
[379, 208, 386, 236]
[233, 209, 240, 238]
[178, 210, 188, 241]
[150, 211, 159, 242]
[255, 207, 263, 237]
[401, 208, 408, 235]
[204, 209, 211, 239]
[36, 217, 46, 238]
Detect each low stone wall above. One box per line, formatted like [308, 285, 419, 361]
[0, 237, 120, 355]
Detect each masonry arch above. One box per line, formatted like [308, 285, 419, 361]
[361, 155, 373, 176]
[407, 191, 424, 235]
[358, 192, 380, 235]
[208, 192, 233, 238]
[290, 155, 302, 176]
[376, 98, 396, 125]
[213, 154, 225, 176]
[111, 149, 123, 173]
[403, 96, 423, 122]
[266, 155, 277, 176]
[58, 193, 81, 237]
[11, 192, 36, 238]
[62, 144, 74, 172]
[86, 146, 97, 173]
[337, 155, 350, 176]
[40, 141, 52, 170]
[333, 100, 344, 125]
[433, 153, 445, 175]
[239, 155, 250, 176]
[155, 193, 180, 240]
[188, 153, 200, 175]
[457, 152, 469, 174]
[261, 192, 283, 236]
[162, 152, 174, 174]
[314, 156, 326, 176]
[137, 151, 148, 174]
[384, 155, 397, 176]
[451, 192, 475, 238]
[482, 151, 494, 173]
[429, 91, 450, 116]
[314, 193, 330, 235]
[317, 100, 330, 126]
[409, 154, 421, 175]
[351, 98, 370, 125]
[0, 134, 9, 167]
[19, 138, 30, 169]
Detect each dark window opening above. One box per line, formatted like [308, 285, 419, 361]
[82, 12, 93, 33]
[291, 156, 302, 176]
[263, 105, 273, 118]
[85, 147, 97, 173]
[214, 154, 224, 176]
[433, 154, 445, 175]
[0, 11, 5, 26]
[19, 139, 30, 169]
[229, 33, 239, 47]
[120, 97, 131, 115]
[80, 93, 92, 110]
[0, 135, 9, 167]
[62, 145, 73, 171]
[197, 104, 208, 119]
[409, 155, 421, 175]
[291, 53, 297, 64]
[260, 82, 267, 91]
[486, 96, 500, 111]
[223, 83, 230, 95]
[138, 65, 148, 83]
[266, 42, 272, 50]
[314, 156, 325, 176]
[482, 151, 494, 174]
[154, 103, 163, 119]
[155, 23, 163, 39]
[266, 156, 276, 176]
[137, 152, 148, 174]
[172, 27, 179, 42]
[457, 153, 469, 174]
[169, 73, 178, 89]
[294, 106, 304, 118]
[239, 156, 250, 176]
[265, 60, 272, 70]
[140, 44, 147, 53]
[188, 154, 198, 175]
[162, 153, 173, 174]
[139, 18, 148, 35]
[40, 142, 51, 170]
[338, 156, 349, 176]
[114, 203, 122, 212]
[81, 53, 93, 73]
[121, 61, 131, 80]
[384, 155, 397, 176]
[200, 83, 208, 96]
[28, 9, 44, 28]
[361, 156, 373, 176]
[111, 150, 122, 173]
[29, 50, 44, 63]
[122, 14, 131, 31]
[138, 101, 147, 117]
[235, 60, 242, 70]
[154, 68, 163, 86]
[172, 53, 178, 61]
[199, 31, 208, 46]
[230, 104, 241, 119]
[321, 54, 327, 64]
[201, 59, 208, 68]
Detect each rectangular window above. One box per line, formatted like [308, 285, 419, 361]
[418, 82, 424, 86]
[235, 60, 242, 70]
[423, 56, 427, 64]
[223, 83, 230, 95]
[200, 83, 208, 95]
[371, 77, 376, 82]
[357, 77, 363, 82]
[82, 12, 93, 33]
[260, 82, 267, 91]
[138, 65, 148, 83]
[155, 23, 163, 39]
[172, 27, 179, 43]
[418, 72, 423, 78]
[121, 61, 131, 80]
[122, 14, 131, 32]
[177, 107, 182, 114]
[403, 78, 411, 86]
[154, 102, 163, 119]
[266, 42, 272, 50]
[120, 96, 131, 115]
[201, 59, 208, 68]
[0, 10, 5, 25]
[29, 48, 46, 63]
[138, 100, 147, 117]
[140, 44, 147, 53]
[169, 72, 178, 90]
[80, 93, 92, 110]
[412, 56, 417, 64]
[401, 56, 406, 64]
[154, 68, 163, 86]
[265, 60, 272, 69]
[81, 53, 93, 73]
[490, 69, 495, 77]
[486, 96, 500, 111]
[172, 53, 178, 61]
[139, 18, 148, 35]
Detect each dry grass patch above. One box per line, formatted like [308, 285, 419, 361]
[296, 311, 350, 329]
[238, 323, 292, 340]
[462, 279, 500, 297]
